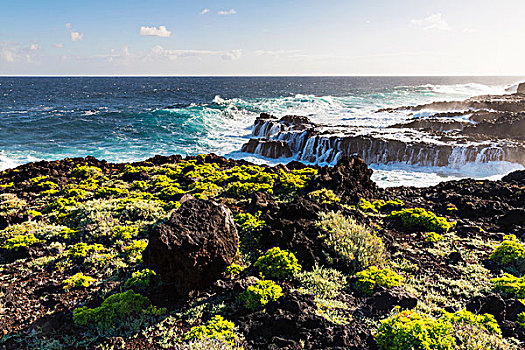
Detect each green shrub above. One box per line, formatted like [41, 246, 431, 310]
[73, 290, 163, 331]
[0, 233, 40, 250]
[490, 235, 525, 270]
[425, 231, 443, 243]
[254, 247, 301, 280]
[308, 188, 340, 204]
[234, 211, 264, 259]
[0, 193, 27, 216]
[38, 181, 59, 190]
[491, 273, 525, 298]
[357, 199, 378, 213]
[158, 185, 185, 200]
[63, 187, 87, 199]
[63, 272, 96, 290]
[131, 181, 148, 190]
[389, 207, 454, 233]
[67, 242, 104, 259]
[278, 168, 317, 191]
[441, 309, 500, 336]
[295, 265, 347, 299]
[124, 269, 158, 290]
[70, 165, 103, 179]
[45, 197, 78, 214]
[226, 263, 244, 276]
[355, 266, 404, 295]
[26, 209, 43, 218]
[111, 226, 139, 240]
[239, 280, 283, 310]
[376, 309, 504, 350]
[374, 199, 405, 212]
[517, 312, 525, 328]
[95, 187, 128, 199]
[375, 310, 455, 350]
[317, 211, 385, 271]
[123, 239, 148, 262]
[184, 315, 238, 346]
[225, 181, 273, 198]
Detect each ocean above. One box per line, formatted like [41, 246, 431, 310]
[1, 76, 523, 187]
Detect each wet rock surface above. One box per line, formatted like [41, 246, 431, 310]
[241, 86, 525, 167]
[143, 198, 239, 298]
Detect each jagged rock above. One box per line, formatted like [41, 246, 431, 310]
[466, 293, 506, 321]
[258, 198, 327, 268]
[143, 198, 239, 297]
[505, 299, 525, 322]
[502, 169, 525, 186]
[241, 138, 293, 158]
[236, 291, 376, 350]
[309, 155, 377, 202]
[367, 287, 417, 313]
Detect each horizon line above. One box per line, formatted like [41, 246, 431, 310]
[1, 74, 524, 78]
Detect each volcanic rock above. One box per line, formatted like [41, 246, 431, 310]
[143, 198, 239, 298]
[367, 286, 417, 313]
[241, 138, 293, 158]
[309, 155, 377, 202]
[237, 291, 375, 350]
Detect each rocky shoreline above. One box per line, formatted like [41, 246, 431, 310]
[241, 83, 525, 168]
[0, 153, 524, 349]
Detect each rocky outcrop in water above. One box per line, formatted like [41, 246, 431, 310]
[241, 85, 525, 168]
[143, 198, 239, 298]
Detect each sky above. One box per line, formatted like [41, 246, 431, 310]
[1, 0, 524, 76]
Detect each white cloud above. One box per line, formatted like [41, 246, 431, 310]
[140, 25, 172, 37]
[222, 49, 242, 60]
[411, 13, 451, 31]
[53, 43, 64, 48]
[149, 46, 242, 60]
[218, 9, 236, 16]
[463, 28, 477, 33]
[200, 8, 210, 15]
[70, 31, 84, 42]
[0, 42, 38, 63]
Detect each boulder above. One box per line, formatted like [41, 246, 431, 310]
[309, 155, 378, 203]
[466, 293, 506, 321]
[143, 198, 239, 298]
[367, 287, 417, 313]
[517, 82, 525, 95]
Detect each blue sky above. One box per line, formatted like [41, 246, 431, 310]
[1, 0, 524, 75]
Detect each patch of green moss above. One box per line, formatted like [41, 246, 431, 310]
[425, 231, 444, 243]
[95, 187, 129, 199]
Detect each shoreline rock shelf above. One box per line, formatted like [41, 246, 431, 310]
[241, 88, 525, 167]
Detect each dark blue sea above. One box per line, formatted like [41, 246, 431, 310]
[0, 76, 523, 186]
